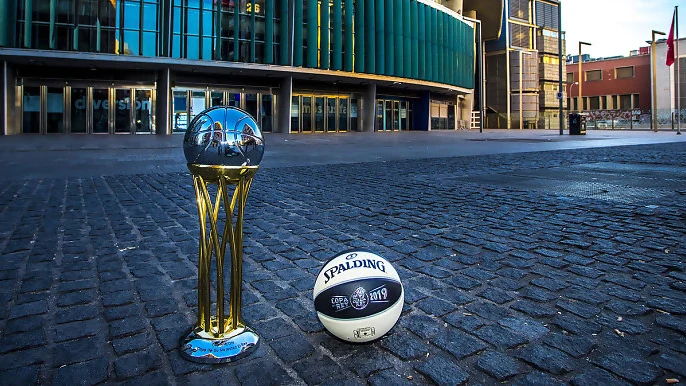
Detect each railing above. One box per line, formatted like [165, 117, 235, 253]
[568, 109, 686, 130]
[471, 111, 481, 130]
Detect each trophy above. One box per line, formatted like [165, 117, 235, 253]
[180, 106, 265, 363]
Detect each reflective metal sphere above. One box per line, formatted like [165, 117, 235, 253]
[183, 106, 265, 166]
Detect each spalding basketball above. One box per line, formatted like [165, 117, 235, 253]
[313, 250, 404, 343]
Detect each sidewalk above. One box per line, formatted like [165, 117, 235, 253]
[0, 130, 685, 385]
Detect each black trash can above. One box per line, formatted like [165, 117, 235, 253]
[569, 113, 586, 135]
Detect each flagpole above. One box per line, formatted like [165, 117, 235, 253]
[677, 6, 681, 135]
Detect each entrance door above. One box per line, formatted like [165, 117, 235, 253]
[115, 88, 133, 133]
[71, 87, 88, 133]
[261, 94, 273, 132]
[92, 88, 110, 133]
[314, 97, 325, 132]
[190, 90, 206, 123]
[135, 89, 154, 133]
[245, 93, 258, 119]
[46, 87, 65, 133]
[302, 96, 312, 133]
[392, 101, 400, 131]
[173, 90, 188, 133]
[338, 97, 348, 132]
[291, 96, 300, 133]
[211, 91, 224, 107]
[228, 93, 241, 108]
[399, 101, 408, 131]
[376, 101, 384, 131]
[384, 100, 393, 131]
[326, 98, 336, 133]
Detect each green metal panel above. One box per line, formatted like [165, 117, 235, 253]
[306, 0, 317, 67]
[410, 1, 418, 79]
[365, 0, 375, 72]
[449, 18, 455, 86]
[321, 0, 330, 69]
[437, 12, 443, 83]
[332, 0, 342, 70]
[430, 8, 437, 82]
[251, 1, 257, 62]
[375, 0, 385, 74]
[467, 23, 475, 88]
[385, 0, 394, 75]
[233, 5, 240, 61]
[49, 0, 56, 49]
[402, 0, 410, 78]
[24, 0, 32, 48]
[294, 0, 303, 66]
[214, 0, 222, 60]
[0, 0, 16, 46]
[265, 0, 274, 64]
[417, 3, 425, 80]
[394, 0, 402, 77]
[344, 0, 353, 71]
[280, 0, 289, 65]
[354, 0, 364, 72]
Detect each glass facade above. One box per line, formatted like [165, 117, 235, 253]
[9, 0, 474, 88]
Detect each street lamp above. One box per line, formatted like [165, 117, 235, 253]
[567, 81, 579, 111]
[651, 30, 666, 132]
[578, 41, 592, 113]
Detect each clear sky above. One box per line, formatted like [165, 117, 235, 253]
[561, 0, 685, 59]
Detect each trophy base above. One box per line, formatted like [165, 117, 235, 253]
[179, 325, 260, 364]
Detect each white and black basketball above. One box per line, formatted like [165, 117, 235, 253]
[313, 250, 404, 343]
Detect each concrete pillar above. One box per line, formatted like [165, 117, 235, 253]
[464, 10, 476, 19]
[277, 76, 293, 133]
[156, 68, 172, 135]
[1, 61, 18, 135]
[361, 83, 376, 132]
[462, 93, 473, 127]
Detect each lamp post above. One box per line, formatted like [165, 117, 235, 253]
[578, 41, 592, 113]
[651, 30, 666, 132]
[567, 81, 579, 111]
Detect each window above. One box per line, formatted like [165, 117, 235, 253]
[541, 56, 559, 65]
[616, 66, 634, 79]
[585, 70, 602, 81]
[566, 72, 574, 83]
[510, 23, 532, 49]
[619, 94, 632, 109]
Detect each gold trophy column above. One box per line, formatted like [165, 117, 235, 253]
[180, 165, 260, 363]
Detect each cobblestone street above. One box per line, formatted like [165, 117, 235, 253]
[0, 135, 685, 385]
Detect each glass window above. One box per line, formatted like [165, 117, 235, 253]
[23, 87, 41, 134]
[616, 66, 634, 79]
[586, 70, 602, 81]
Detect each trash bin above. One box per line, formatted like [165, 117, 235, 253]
[569, 113, 586, 135]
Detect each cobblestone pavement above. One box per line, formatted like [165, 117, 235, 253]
[0, 141, 685, 385]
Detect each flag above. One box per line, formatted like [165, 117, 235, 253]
[667, 11, 676, 66]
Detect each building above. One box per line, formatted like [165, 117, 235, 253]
[654, 37, 686, 128]
[484, 0, 565, 130]
[0, 0, 503, 136]
[565, 53, 651, 124]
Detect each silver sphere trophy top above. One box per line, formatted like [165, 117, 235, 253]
[180, 106, 265, 363]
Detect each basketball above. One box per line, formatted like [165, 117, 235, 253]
[313, 251, 404, 343]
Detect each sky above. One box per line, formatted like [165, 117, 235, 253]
[561, 0, 685, 59]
